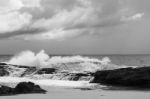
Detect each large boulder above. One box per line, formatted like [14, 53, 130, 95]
[0, 86, 13, 95]
[14, 82, 46, 94]
[0, 82, 46, 96]
[91, 67, 150, 88]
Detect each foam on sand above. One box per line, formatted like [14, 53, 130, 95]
[0, 77, 97, 88]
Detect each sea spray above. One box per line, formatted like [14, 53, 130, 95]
[8, 50, 119, 72]
[0, 50, 138, 88]
[8, 50, 49, 67]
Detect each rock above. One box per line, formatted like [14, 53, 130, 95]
[0, 86, 13, 95]
[91, 67, 150, 88]
[0, 63, 7, 66]
[50, 72, 93, 81]
[36, 68, 56, 74]
[0, 68, 9, 76]
[14, 82, 46, 94]
[21, 67, 37, 77]
[68, 73, 92, 81]
[0, 82, 46, 96]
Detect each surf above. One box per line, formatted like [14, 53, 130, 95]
[0, 50, 136, 88]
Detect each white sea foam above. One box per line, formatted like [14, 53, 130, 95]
[0, 77, 97, 88]
[2, 50, 138, 88]
[8, 50, 49, 67]
[8, 50, 119, 72]
[8, 50, 110, 66]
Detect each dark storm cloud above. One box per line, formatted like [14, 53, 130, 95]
[0, 28, 46, 39]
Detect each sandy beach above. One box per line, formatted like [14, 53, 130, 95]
[1, 86, 150, 99]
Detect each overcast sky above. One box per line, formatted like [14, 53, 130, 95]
[0, 0, 149, 55]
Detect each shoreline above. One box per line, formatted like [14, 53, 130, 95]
[1, 79, 150, 99]
[1, 85, 150, 99]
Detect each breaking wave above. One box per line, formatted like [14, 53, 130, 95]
[0, 50, 136, 88]
[8, 50, 120, 72]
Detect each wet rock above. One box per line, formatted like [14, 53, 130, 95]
[0, 82, 46, 96]
[14, 82, 46, 94]
[0, 67, 9, 76]
[0, 63, 7, 66]
[68, 73, 92, 81]
[51, 72, 93, 81]
[21, 67, 37, 77]
[36, 68, 56, 74]
[0, 86, 13, 95]
[91, 67, 150, 88]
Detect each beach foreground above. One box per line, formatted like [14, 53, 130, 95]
[1, 86, 150, 99]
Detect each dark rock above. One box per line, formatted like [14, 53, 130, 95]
[36, 68, 56, 74]
[0, 68, 9, 76]
[68, 73, 91, 81]
[79, 88, 93, 91]
[0, 86, 13, 95]
[0, 63, 7, 66]
[0, 82, 46, 96]
[53, 72, 93, 81]
[91, 67, 150, 88]
[14, 82, 46, 94]
[16, 65, 36, 69]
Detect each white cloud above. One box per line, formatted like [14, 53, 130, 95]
[14, 28, 88, 40]
[0, 0, 23, 14]
[121, 13, 144, 21]
[0, 0, 145, 40]
[21, 0, 43, 9]
[0, 0, 42, 34]
[0, 12, 32, 33]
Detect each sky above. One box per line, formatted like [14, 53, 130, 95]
[0, 0, 149, 55]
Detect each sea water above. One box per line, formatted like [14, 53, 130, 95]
[1, 53, 150, 67]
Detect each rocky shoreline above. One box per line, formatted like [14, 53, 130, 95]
[1, 62, 150, 89]
[0, 63, 94, 81]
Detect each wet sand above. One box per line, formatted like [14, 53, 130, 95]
[1, 86, 150, 99]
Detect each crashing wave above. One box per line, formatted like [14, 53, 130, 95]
[8, 50, 121, 72]
[0, 50, 137, 88]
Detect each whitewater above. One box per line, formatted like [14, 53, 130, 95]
[0, 50, 142, 88]
[8, 50, 134, 71]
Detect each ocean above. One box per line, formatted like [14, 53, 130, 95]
[90, 55, 150, 66]
[1, 54, 150, 67]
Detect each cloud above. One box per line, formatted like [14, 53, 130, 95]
[121, 13, 144, 21]
[0, 0, 42, 14]
[0, 12, 32, 33]
[0, 0, 144, 40]
[21, 0, 42, 8]
[0, 0, 42, 34]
